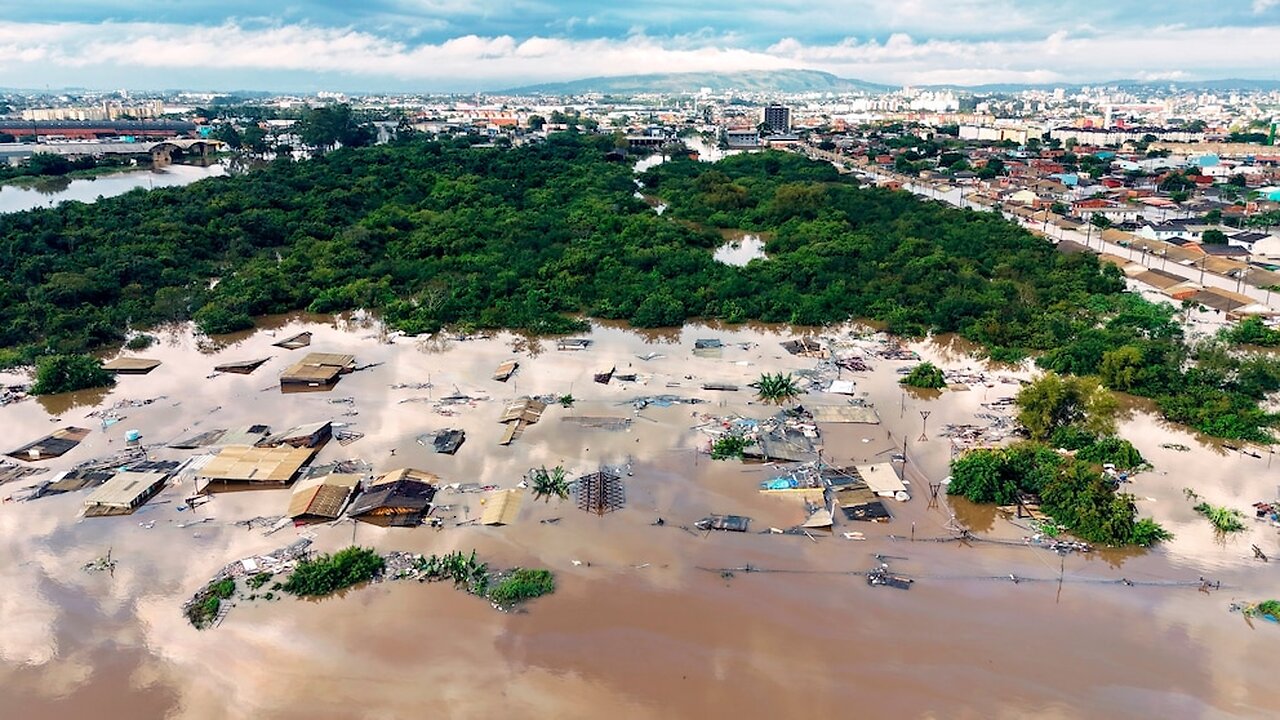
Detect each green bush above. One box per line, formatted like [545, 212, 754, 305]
[1074, 437, 1146, 470]
[282, 546, 385, 597]
[31, 354, 115, 395]
[1223, 317, 1280, 347]
[1193, 502, 1246, 533]
[949, 442, 1168, 546]
[1256, 600, 1280, 619]
[184, 577, 237, 629]
[900, 362, 946, 389]
[124, 334, 156, 350]
[711, 433, 754, 460]
[488, 568, 555, 606]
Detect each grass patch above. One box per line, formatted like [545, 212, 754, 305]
[412, 551, 555, 609]
[184, 577, 236, 629]
[489, 568, 555, 607]
[246, 572, 274, 590]
[1193, 502, 1246, 533]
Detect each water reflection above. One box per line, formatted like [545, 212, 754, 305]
[712, 234, 767, 266]
[2, 317, 1278, 718]
[33, 386, 114, 416]
[0, 165, 226, 214]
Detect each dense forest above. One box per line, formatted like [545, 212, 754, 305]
[0, 134, 1275, 439]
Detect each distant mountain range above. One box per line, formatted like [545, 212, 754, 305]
[498, 70, 895, 95]
[497, 70, 1280, 96]
[927, 78, 1280, 94]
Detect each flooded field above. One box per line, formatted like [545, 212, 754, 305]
[1, 318, 1278, 719]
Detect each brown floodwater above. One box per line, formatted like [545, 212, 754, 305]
[2, 320, 1278, 719]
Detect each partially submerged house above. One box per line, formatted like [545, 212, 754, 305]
[347, 468, 439, 526]
[272, 331, 312, 349]
[287, 472, 361, 522]
[279, 352, 356, 390]
[480, 488, 524, 525]
[781, 338, 826, 358]
[8, 427, 91, 461]
[213, 357, 270, 374]
[258, 421, 332, 449]
[169, 424, 272, 449]
[856, 463, 909, 500]
[831, 483, 891, 522]
[195, 445, 315, 489]
[83, 470, 168, 516]
[498, 397, 547, 445]
[102, 357, 162, 375]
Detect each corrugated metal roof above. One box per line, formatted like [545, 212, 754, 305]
[480, 489, 524, 525]
[280, 353, 355, 383]
[196, 445, 314, 484]
[84, 470, 167, 508]
[287, 473, 359, 519]
[498, 397, 547, 424]
[859, 463, 907, 496]
[370, 468, 440, 487]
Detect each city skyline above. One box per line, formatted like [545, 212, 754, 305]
[0, 1, 1279, 92]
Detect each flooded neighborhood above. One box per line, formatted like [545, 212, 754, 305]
[2, 316, 1277, 719]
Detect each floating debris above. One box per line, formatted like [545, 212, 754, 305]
[561, 416, 633, 431]
[82, 549, 118, 574]
[334, 430, 365, 446]
[624, 395, 705, 410]
[493, 359, 519, 382]
[417, 429, 466, 454]
[696, 514, 751, 533]
[389, 382, 433, 390]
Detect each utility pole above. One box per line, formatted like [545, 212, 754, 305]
[918, 410, 931, 442]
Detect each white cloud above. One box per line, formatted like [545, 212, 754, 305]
[0, 20, 1279, 88]
[1253, 0, 1280, 13]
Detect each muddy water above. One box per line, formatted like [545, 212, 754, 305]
[2, 319, 1278, 719]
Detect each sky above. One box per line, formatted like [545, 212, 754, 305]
[0, 1, 1278, 92]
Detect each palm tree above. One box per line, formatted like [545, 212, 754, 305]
[754, 372, 802, 405]
[530, 465, 570, 503]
